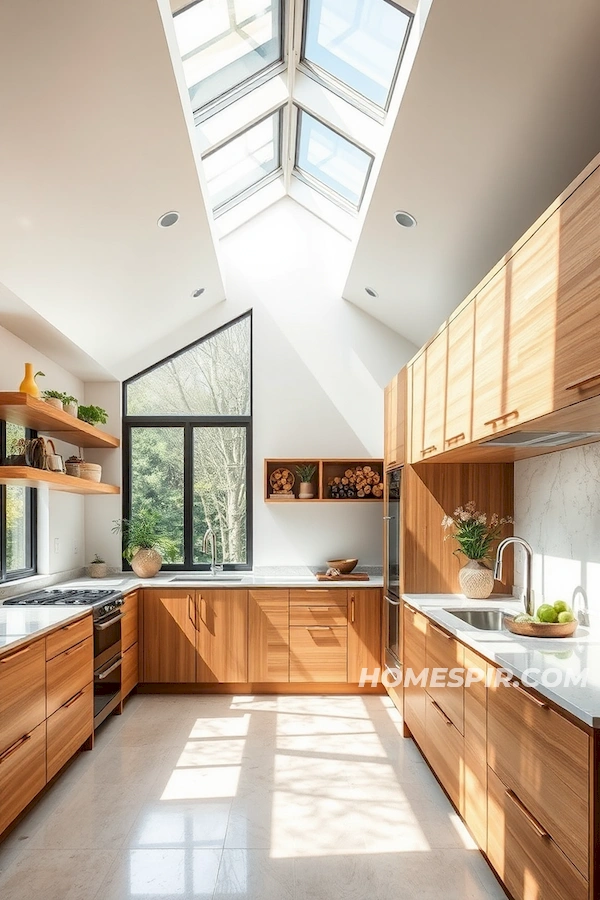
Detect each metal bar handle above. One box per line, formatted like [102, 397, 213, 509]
[188, 594, 198, 632]
[350, 595, 355, 624]
[94, 612, 125, 631]
[429, 698, 453, 726]
[64, 689, 85, 709]
[306, 626, 332, 631]
[484, 410, 519, 427]
[421, 445, 437, 455]
[445, 432, 465, 444]
[385, 595, 402, 607]
[565, 371, 600, 391]
[95, 655, 123, 680]
[505, 789, 549, 838]
[0, 733, 31, 763]
[430, 623, 452, 640]
[306, 606, 332, 610]
[0, 645, 30, 663]
[514, 683, 548, 709]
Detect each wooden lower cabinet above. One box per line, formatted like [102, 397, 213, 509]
[347, 589, 381, 683]
[290, 626, 348, 683]
[195, 590, 248, 683]
[425, 620, 464, 733]
[46, 615, 92, 660]
[0, 639, 46, 754]
[487, 766, 588, 900]
[46, 682, 94, 781]
[46, 636, 93, 717]
[462, 647, 487, 850]
[121, 642, 139, 699]
[121, 590, 139, 652]
[248, 590, 289, 682]
[402, 606, 427, 750]
[424, 692, 463, 810]
[142, 590, 197, 683]
[0, 721, 46, 835]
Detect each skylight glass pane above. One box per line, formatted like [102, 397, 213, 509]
[174, 0, 283, 112]
[303, 0, 411, 108]
[203, 112, 281, 211]
[296, 111, 371, 208]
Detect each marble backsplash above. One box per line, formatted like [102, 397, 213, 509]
[514, 442, 600, 615]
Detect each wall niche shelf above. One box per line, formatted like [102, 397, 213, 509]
[0, 392, 120, 449]
[0, 467, 120, 494]
[264, 459, 384, 503]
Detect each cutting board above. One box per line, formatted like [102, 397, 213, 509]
[316, 573, 370, 581]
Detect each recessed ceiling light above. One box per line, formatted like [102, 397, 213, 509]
[158, 211, 180, 228]
[394, 210, 417, 228]
[365, 287, 379, 298]
[192, 287, 205, 298]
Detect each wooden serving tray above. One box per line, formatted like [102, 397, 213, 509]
[316, 573, 370, 581]
[504, 615, 577, 638]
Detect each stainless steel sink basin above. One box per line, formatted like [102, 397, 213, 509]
[170, 575, 244, 583]
[443, 608, 507, 630]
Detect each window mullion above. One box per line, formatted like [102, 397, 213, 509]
[184, 423, 195, 571]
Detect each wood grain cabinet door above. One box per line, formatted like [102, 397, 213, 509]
[195, 590, 248, 683]
[0, 721, 46, 836]
[402, 605, 427, 751]
[248, 589, 289, 683]
[289, 626, 347, 683]
[142, 590, 197, 683]
[121, 591, 139, 652]
[444, 304, 474, 450]
[410, 333, 447, 462]
[347, 590, 381, 683]
[0, 639, 46, 755]
[384, 369, 406, 468]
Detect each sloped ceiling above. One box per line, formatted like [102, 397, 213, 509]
[344, 0, 600, 347]
[0, 0, 224, 380]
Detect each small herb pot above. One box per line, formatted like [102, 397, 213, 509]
[45, 397, 63, 410]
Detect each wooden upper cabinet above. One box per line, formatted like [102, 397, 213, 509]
[347, 589, 382, 683]
[196, 590, 248, 683]
[410, 333, 447, 462]
[142, 590, 197, 683]
[384, 368, 406, 468]
[248, 589, 289, 683]
[444, 304, 474, 449]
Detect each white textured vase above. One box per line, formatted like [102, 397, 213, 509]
[459, 559, 494, 599]
[131, 548, 163, 578]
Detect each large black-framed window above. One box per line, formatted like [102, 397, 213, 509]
[122, 312, 252, 571]
[0, 421, 37, 582]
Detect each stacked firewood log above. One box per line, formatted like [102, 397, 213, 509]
[328, 465, 382, 499]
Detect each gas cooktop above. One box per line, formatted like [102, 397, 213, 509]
[3, 588, 122, 607]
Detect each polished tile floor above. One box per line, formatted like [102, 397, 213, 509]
[0, 695, 505, 899]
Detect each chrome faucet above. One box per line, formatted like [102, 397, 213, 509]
[494, 536, 535, 616]
[202, 527, 223, 576]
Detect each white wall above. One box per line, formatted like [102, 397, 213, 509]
[83, 382, 122, 567]
[514, 443, 600, 615]
[0, 323, 85, 574]
[93, 199, 417, 569]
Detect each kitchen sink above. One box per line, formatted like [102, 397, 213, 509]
[443, 608, 508, 630]
[170, 575, 244, 583]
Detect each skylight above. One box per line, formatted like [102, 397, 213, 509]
[302, 0, 412, 110]
[203, 111, 282, 214]
[173, 0, 414, 228]
[295, 110, 372, 209]
[174, 0, 283, 114]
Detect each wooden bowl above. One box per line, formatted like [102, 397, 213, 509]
[327, 558, 358, 574]
[503, 615, 578, 638]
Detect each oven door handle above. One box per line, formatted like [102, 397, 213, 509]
[385, 595, 402, 607]
[94, 612, 125, 631]
[95, 655, 123, 680]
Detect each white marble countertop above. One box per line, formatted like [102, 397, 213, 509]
[52, 573, 384, 591]
[403, 593, 600, 727]
[0, 607, 89, 657]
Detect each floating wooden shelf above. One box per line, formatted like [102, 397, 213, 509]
[264, 458, 384, 503]
[0, 467, 120, 494]
[0, 393, 120, 449]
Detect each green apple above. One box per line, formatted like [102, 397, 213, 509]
[557, 610, 575, 624]
[553, 600, 569, 614]
[537, 604, 559, 623]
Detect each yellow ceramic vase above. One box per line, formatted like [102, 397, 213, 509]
[19, 362, 41, 399]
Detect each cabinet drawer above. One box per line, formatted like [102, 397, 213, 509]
[46, 615, 93, 660]
[290, 605, 347, 626]
[290, 626, 347, 683]
[290, 589, 347, 606]
[488, 677, 588, 876]
[0, 639, 46, 755]
[403, 606, 428, 750]
[46, 682, 93, 781]
[426, 621, 464, 733]
[46, 636, 93, 717]
[425, 694, 463, 810]
[487, 766, 587, 900]
[122, 642, 138, 699]
[122, 591, 138, 651]
[0, 721, 46, 836]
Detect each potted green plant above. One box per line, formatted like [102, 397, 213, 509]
[296, 463, 317, 500]
[442, 501, 513, 599]
[89, 554, 108, 578]
[78, 404, 108, 426]
[42, 389, 66, 410]
[112, 507, 178, 577]
[63, 395, 79, 417]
